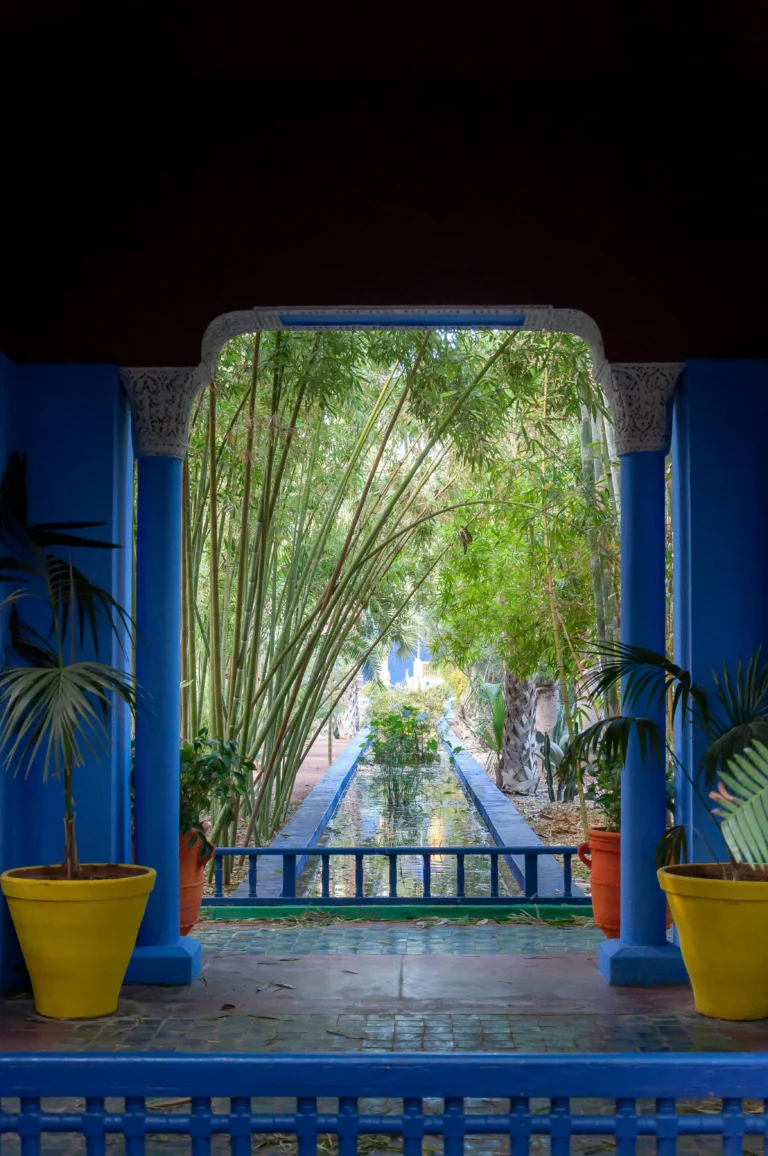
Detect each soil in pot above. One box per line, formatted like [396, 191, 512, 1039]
[180, 833, 213, 935]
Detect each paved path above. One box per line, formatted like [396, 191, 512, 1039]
[290, 733, 352, 806]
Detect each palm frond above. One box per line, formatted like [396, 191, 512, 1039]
[714, 741, 768, 868]
[585, 641, 709, 729]
[560, 714, 666, 779]
[0, 661, 137, 782]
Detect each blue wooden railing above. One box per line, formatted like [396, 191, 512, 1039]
[1, 1052, 766, 1152]
[203, 845, 589, 905]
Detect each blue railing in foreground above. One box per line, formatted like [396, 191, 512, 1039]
[1, 1052, 766, 1153]
[204, 845, 589, 904]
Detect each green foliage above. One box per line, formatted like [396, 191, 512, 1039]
[536, 700, 578, 804]
[366, 684, 446, 725]
[584, 752, 622, 833]
[0, 453, 136, 879]
[368, 708, 440, 771]
[429, 334, 614, 684]
[713, 742, 768, 869]
[179, 729, 251, 858]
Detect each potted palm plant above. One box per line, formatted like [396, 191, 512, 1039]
[0, 453, 153, 1019]
[570, 643, 768, 1020]
[178, 729, 250, 931]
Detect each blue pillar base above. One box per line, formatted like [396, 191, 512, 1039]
[124, 938, 202, 986]
[599, 939, 689, 986]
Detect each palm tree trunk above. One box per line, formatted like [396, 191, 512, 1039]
[501, 670, 538, 794]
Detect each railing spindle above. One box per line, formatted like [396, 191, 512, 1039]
[456, 853, 465, 898]
[723, 1097, 746, 1156]
[403, 1097, 425, 1156]
[19, 1097, 41, 1156]
[296, 1096, 319, 1156]
[337, 1096, 359, 1156]
[214, 854, 224, 898]
[615, 1097, 638, 1156]
[509, 1095, 532, 1156]
[655, 1097, 679, 1156]
[321, 854, 331, 898]
[490, 852, 499, 898]
[524, 853, 538, 899]
[283, 854, 297, 898]
[549, 1096, 571, 1156]
[189, 1095, 212, 1156]
[84, 1096, 107, 1156]
[123, 1095, 146, 1156]
[248, 856, 258, 899]
[443, 1095, 466, 1156]
[388, 853, 398, 897]
[563, 853, 572, 897]
[422, 853, 431, 899]
[229, 1095, 252, 1156]
[354, 854, 364, 899]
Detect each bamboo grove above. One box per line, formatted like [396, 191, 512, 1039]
[180, 329, 618, 847]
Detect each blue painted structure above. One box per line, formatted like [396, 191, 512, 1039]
[599, 452, 686, 986]
[673, 361, 768, 863]
[0, 360, 133, 994]
[2, 1051, 767, 1151]
[208, 844, 588, 904]
[230, 728, 370, 899]
[0, 330, 766, 995]
[125, 457, 200, 985]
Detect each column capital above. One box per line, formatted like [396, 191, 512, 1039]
[604, 364, 684, 455]
[120, 365, 210, 458]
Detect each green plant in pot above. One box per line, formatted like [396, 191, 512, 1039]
[179, 728, 250, 931]
[569, 642, 768, 1020]
[0, 452, 152, 1020]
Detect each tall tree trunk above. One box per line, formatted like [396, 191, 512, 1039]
[501, 671, 538, 794]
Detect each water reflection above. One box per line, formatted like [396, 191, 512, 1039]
[300, 751, 520, 899]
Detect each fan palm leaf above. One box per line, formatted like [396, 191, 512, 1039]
[714, 742, 768, 868]
[0, 662, 137, 781]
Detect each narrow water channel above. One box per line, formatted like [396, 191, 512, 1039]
[299, 750, 521, 899]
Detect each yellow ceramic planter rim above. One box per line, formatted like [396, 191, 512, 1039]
[659, 863, 768, 902]
[1, 865, 155, 901]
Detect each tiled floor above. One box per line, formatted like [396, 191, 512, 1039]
[191, 920, 605, 955]
[2, 922, 767, 1152]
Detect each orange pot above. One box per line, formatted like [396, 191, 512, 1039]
[578, 828, 621, 938]
[577, 828, 673, 939]
[179, 831, 213, 936]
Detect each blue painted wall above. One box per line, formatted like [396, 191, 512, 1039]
[673, 361, 768, 860]
[0, 359, 133, 991]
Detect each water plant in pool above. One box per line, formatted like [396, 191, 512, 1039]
[368, 706, 441, 770]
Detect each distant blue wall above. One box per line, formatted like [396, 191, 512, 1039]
[0, 359, 133, 991]
[673, 361, 768, 860]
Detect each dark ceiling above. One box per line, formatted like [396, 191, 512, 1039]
[4, 77, 766, 367]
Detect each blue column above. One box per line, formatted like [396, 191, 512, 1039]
[599, 450, 687, 985]
[125, 455, 201, 984]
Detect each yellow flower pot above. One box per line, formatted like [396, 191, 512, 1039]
[1, 864, 155, 1019]
[659, 864, 768, 1021]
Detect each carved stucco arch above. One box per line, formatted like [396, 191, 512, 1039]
[122, 307, 682, 458]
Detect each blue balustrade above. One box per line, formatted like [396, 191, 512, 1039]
[203, 845, 590, 905]
[1, 1052, 766, 1153]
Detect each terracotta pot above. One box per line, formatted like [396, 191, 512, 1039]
[578, 828, 621, 938]
[578, 828, 673, 939]
[179, 831, 213, 936]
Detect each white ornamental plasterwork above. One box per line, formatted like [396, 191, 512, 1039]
[604, 364, 684, 455]
[120, 366, 210, 458]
